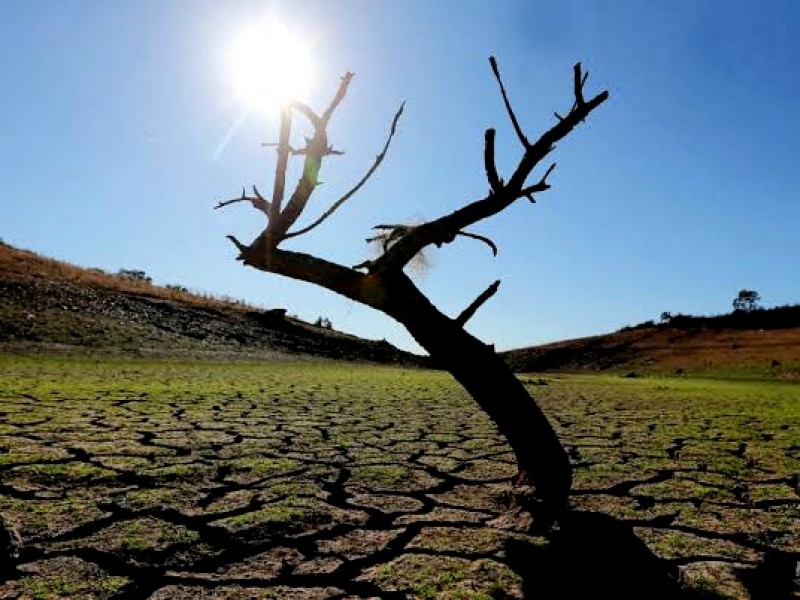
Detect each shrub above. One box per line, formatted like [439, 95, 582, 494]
[117, 269, 152, 284]
[314, 316, 333, 329]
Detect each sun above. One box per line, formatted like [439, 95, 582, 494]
[229, 22, 312, 115]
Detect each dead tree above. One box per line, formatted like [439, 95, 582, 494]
[217, 58, 608, 529]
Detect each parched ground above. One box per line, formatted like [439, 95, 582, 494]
[0, 355, 799, 599]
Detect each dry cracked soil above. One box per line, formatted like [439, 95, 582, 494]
[0, 358, 799, 599]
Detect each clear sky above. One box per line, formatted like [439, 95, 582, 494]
[2, 1, 799, 354]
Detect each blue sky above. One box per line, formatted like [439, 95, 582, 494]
[2, 1, 799, 353]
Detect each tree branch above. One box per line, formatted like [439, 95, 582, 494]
[573, 63, 587, 107]
[484, 128, 503, 193]
[322, 72, 355, 125]
[267, 73, 356, 242]
[365, 224, 414, 253]
[228, 232, 384, 310]
[455, 279, 501, 327]
[370, 64, 608, 274]
[261, 142, 344, 157]
[215, 186, 271, 216]
[269, 107, 293, 227]
[290, 101, 321, 127]
[489, 56, 529, 148]
[456, 231, 498, 256]
[519, 162, 556, 202]
[284, 102, 405, 241]
[225, 234, 248, 258]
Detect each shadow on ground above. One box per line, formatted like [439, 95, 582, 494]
[505, 511, 798, 600]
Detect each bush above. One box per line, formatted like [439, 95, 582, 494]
[117, 269, 152, 284]
[314, 316, 333, 329]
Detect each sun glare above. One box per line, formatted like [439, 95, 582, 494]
[229, 22, 312, 115]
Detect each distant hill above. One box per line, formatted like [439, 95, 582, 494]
[501, 310, 800, 378]
[0, 241, 424, 365]
[6, 240, 798, 376]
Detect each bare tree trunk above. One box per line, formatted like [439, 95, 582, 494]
[381, 272, 571, 525]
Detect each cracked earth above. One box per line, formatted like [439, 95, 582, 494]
[1, 359, 799, 598]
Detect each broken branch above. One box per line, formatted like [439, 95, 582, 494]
[484, 128, 503, 193]
[455, 279, 501, 327]
[573, 63, 587, 107]
[225, 234, 248, 259]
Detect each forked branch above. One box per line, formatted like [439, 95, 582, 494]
[261, 72, 357, 243]
[215, 186, 271, 216]
[520, 162, 557, 202]
[284, 102, 405, 240]
[368, 59, 608, 274]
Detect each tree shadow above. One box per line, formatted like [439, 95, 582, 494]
[738, 549, 797, 600]
[503, 511, 690, 600]
[505, 510, 799, 599]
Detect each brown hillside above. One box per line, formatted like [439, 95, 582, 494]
[0, 242, 255, 310]
[502, 325, 800, 376]
[0, 241, 424, 365]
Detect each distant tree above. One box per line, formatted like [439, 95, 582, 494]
[117, 269, 152, 284]
[659, 311, 672, 324]
[217, 58, 608, 530]
[733, 289, 761, 312]
[313, 316, 332, 329]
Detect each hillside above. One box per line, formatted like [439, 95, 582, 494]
[502, 317, 800, 377]
[0, 241, 423, 365]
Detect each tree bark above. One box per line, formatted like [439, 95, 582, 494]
[380, 272, 572, 526]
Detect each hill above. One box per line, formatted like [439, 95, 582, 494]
[501, 312, 800, 378]
[0, 241, 423, 365]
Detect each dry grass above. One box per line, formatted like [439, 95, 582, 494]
[0, 242, 255, 312]
[504, 325, 800, 377]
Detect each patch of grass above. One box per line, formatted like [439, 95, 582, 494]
[353, 465, 411, 487]
[370, 555, 520, 599]
[13, 557, 128, 599]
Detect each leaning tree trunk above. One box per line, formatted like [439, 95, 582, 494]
[381, 272, 572, 526]
[218, 58, 608, 532]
